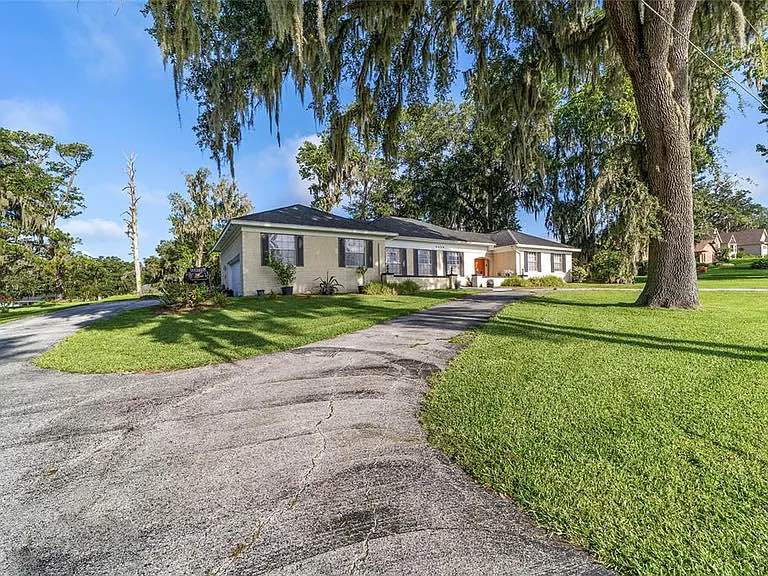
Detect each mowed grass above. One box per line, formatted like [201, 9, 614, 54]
[0, 294, 138, 325]
[697, 258, 768, 288]
[570, 258, 768, 290]
[36, 291, 461, 373]
[422, 290, 768, 576]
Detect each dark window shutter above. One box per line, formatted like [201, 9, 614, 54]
[296, 235, 304, 267]
[413, 249, 420, 276]
[366, 240, 373, 268]
[524, 251, 529, 273]
[401, 249, 407, 276]
[550, 253, 555, 272]
[431, 250, 437, 275]
[261, 233, 269, 265]
[442, 251, 448, 276]
[459, 252, 464, 276]
[338, 238, 345, 267]
[537, 252, 542, 272]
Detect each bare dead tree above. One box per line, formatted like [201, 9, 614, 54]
[123, 154, 142, 296]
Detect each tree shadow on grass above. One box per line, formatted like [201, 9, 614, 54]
[82, 293, 465, 365]
[489, 315, 768, 363]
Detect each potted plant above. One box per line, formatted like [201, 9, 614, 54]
[355, 266, 368, 293]
[268, 251, 297, 295]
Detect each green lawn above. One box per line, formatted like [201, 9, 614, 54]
[36, 291, 461, 373]
[422, 290, 768, 576]
[565, 259, 768, 290]
[0, 293, 139, 325]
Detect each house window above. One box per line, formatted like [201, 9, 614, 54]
[552, 253, 564, 272]
[445, 251, 462, 275]
[339, 238, 373, 268]
[267, 233, 296, 264]
[416, 249, 436, 276]
[386, 247, 405, 275]
[525, 251, 539, 272]
[343, 238, 365, 267]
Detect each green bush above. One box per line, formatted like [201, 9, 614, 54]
[501, 275, 566, 288]
[751, 258, 768, 269]
[570, 262, 590, 283]
[500, 276, 527, 287]
[211, 289, 229, 308]
[589, 249, 634, 284]
[362, 281, 397, 296]
[160, 280, 210, 309]
[395, 279, 421, 295]
[528, 275, 566, 288]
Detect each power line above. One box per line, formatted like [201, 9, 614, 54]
[640, 0, 767, 108]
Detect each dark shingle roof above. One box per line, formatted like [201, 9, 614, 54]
[491, 229, 577, 250]
[238, 204, 384, 233]
[368, 216, 494, 243]
[234, 204, 578, 249]
[729, 228, 767, 245]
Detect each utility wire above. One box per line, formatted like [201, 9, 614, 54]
[640, 0, 767, 108]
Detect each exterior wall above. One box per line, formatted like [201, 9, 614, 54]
[384, 238, 490, 285]
[509, 249, 574, 281]
[219, 231, 243, 294]
[739, 242, 768, 257]
[489, 249, 516, 276]
[696, 246, 716, 264]
[240, 226, 386, 294]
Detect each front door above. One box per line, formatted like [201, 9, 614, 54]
[474, 257, 489, 276]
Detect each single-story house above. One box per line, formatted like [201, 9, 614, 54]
[213, 204, 580, 295]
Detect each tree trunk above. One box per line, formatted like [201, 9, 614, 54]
[123, 155, 142, 296]
[606, 0, 699, 308]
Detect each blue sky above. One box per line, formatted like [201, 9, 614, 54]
[2, 1, 767, 260]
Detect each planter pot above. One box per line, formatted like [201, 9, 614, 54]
[256, 289, 265, 296]
[358, 286, 365, 294]
[281, 286, 293, 296]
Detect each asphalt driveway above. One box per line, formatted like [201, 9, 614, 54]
[0, 294, 610, 575]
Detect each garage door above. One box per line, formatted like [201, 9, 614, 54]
[227, 256, 242, 296]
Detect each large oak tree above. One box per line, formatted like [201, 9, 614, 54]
[145, 0, 767, 307]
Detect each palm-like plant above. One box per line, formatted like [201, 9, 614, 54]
[315, 272, 343, 295]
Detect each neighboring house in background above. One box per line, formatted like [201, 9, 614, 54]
[727, 228, 768, 257]
[213, 204, 580, 295]
[694, 230, 722, 264]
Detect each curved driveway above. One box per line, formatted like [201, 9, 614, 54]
[0, 294, 610, 575]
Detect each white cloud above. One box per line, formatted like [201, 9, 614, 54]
[0, 99, 69, 135]
[249, 134, 322, 204]
[61, 218, 124, 240]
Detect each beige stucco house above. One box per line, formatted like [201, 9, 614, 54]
[213, 204, 580, 295]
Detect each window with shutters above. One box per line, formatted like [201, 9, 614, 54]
[385, 248, 404, 275]
[525, 251, 539, 272]
[344, 238, 366, 267]
[552, 253, 564, 272]
[268, 234, 297, 264]
[445, 251, 462, 275]
[417, 249, 436, 276]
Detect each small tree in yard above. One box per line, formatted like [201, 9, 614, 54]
[123, 154, 142, 296]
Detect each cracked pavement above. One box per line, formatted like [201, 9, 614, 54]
[0, 293, 611, 575]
